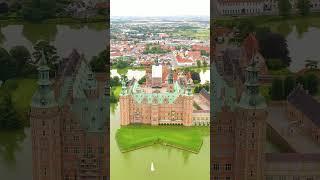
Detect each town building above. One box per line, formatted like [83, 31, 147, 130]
[30, 50, 107, 180]
[214, 0, 320, 16]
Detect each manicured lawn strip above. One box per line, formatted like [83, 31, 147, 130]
[116, 125, 208, 153]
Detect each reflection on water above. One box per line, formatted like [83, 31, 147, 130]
[0, 23, 106, 59]
[0, 128, 32, 179]
[262, 19, 320, 72]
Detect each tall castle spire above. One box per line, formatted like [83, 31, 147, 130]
[238, 60, 266, 109]
[31, 51, 57, 108]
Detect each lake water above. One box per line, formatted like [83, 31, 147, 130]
[0, 23, 106, 59]
[110, 104, 210, 180]
[263, 19, 320, 72]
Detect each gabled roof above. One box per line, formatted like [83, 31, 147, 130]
[288, 86, 320, 127]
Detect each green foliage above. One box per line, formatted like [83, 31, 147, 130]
[278, 0, 292, 17]
[138, 75, 146, 85]
[0, 48, 16, 82]
[191, 71, 201, 82]
[297, 0, 310, 16]
[110, 76, 121, 87]
[203, 60, 208, 67]
[143, 44, 170, 54]
[90, 50, 107, 72]
[0, 91, 21, 130]
[256, 31, 291, 67]
[32, 40, 59, 75]
[266, 58, 285, 70]
[9, 46, 36, 76]
[22, 0, 57, 21]
[284, 76, 296, 97]
[196, 60, 201, 68]
[194, 81, 210, 93]
[297, 73, 319, 95]
[270, 78, 284, 100]
[200, 50, 209, 57]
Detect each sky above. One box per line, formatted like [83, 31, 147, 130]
[111, 0, 210, 17]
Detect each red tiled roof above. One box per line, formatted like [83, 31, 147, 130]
[176, 55, 193, 63]
[242, 33, 259, 59]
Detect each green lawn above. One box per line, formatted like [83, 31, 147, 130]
[116, 125, 209, 153]
[1, 78, 37, 123]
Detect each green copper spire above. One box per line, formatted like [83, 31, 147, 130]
[31, 50, 57, 108]
[186, 80, 192, 96]
[120, 76, 128, 96]
[238, 60, 266, 109]
[37, 51, 50, 86]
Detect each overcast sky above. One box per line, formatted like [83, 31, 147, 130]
[111, 0, 210, 17]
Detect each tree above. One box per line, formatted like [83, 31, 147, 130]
[0, 2, 9, 14]
[110, 76, 121, 87]
[203, 60, 208, 67]
[257, 32, 291, 68]
[200, 50, 209, 57]
[196, 60, 201, 68]
[304, 73, 319, 95]
[278, 0, 292, 17]
[9, 46, 32, 76]
[90, 50, 107, 72]
[138, 76, 146, 85]
[270, 78, 284, 100]
[0, 48, 16, 82]
[0, 91, 21, 129]
[191, 71, 201, 83]
[284, 76, 296, 97]
[22, 0, 57, 21]
[32, 40, 59, 74]
[297, 73, 319, 95]
[297, 0, 310, 16]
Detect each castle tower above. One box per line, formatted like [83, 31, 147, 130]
[30, 52, 62, 180]
[234, 60, 267, 180]
[119, 77, 130, 125]
[167, 66, 174, 92]
[183, 80, 193, 126]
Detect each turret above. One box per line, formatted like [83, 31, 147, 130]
[30, 50, 62, 180]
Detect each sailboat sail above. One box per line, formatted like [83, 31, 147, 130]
[151, 162, 155, 172]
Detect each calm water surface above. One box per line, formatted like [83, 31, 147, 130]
[0, 23, 106, 59]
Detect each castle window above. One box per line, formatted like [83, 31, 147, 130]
[44, 168, 47, 176]
[225, 163, 232, 171]
[213, 163, 220, 171]
[42, 120, 45, 126]
[43, 131, 45, 136]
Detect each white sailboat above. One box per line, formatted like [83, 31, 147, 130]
[151, 162, 155, 172]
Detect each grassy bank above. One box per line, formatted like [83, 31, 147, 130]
[116, 125, 209, 153]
